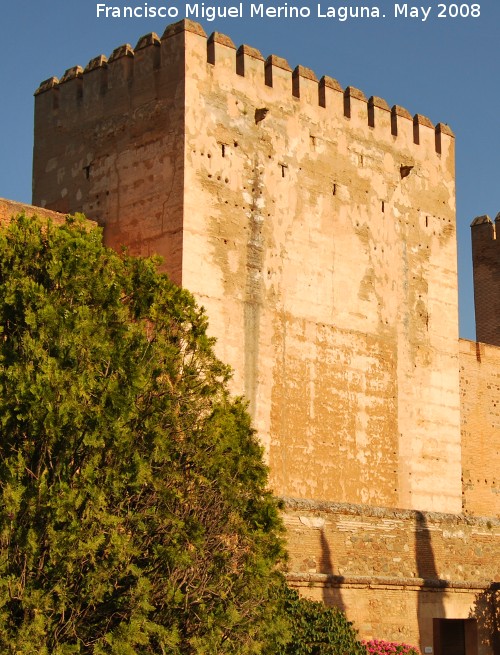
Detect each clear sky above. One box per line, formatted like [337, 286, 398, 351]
[0, 0, 498, 340]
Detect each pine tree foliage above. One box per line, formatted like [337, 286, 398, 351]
[0, 215, 286, 654]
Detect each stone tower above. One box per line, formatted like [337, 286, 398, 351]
[33, 19, 460, 514]
[471, 214, 500, 346]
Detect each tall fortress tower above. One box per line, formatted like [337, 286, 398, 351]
[32, 20, 499, 654]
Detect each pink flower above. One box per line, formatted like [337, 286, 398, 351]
[362, 639, 421, 655]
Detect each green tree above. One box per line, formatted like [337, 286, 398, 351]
[274, 585, 366, 655]
[0, 214, 286, 654]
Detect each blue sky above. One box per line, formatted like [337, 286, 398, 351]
[0, 0, 498, 340]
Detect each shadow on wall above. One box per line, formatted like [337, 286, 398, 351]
[415, 511, 446, 652]
[320, 528, 346, 612]
[469, 584, 500, 655]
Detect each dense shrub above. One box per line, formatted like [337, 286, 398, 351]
[273, 584, 366, 655]
[0, 214, 286, 655]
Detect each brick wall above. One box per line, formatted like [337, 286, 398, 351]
[471, 216, 500, 346]
[283, 498, 500, 654]
[460, 338, 500, 517]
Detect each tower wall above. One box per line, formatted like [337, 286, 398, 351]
[33, 26, 188, 285]
[471, 215, 500, 347]
[181, 24, 460, 512]
[33, 20, 461, 513]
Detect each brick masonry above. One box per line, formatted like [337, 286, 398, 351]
[283, 498, 500, 653]
[460, 339, 500, 518]
[471, 216, 500, 347]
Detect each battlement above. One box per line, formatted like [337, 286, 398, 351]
[35, 19, 453, 157]
[470, 213, 500, 243]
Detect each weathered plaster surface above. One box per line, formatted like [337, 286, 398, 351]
[182, 27, 460, 512]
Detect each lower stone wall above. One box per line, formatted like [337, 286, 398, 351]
[283, 498, 500, 655]
[0, 198, 69, 225]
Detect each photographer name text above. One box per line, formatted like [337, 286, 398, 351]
[96, 2, 482, 21]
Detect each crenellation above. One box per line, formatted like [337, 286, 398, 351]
[34, 78, 60, 116]
[344, 85, 368, 123]
[236, 44, 265, 83]
[435, 122, 454, 157]
[108, 43, 134, 63]
[34, 76, 59, 95]
[134, 33, 161, 76]
[107, 44, 134, 98]
[59, 65, 83, 85]
[158, 25, 191, 83]
[84, 55, 108, 73]
[318, 75, 343, 110]
[32, 20, 454, 157]
[132, 35, 161, 104]
[264, 54, 292, 91]
[135, 32, 161, 51]
[207, 32, 236, 68]
[471, 214, 495, 241]
[82, 61, 108, 118]
[413, 113, 433, 129]
[390, 104, 413, 144]
[58, 66, 83, 113]
[413, 114, 435, 149]
[292, 65, 318, 101]
[162, 17, 205, 39]
[368, 96, 391, 129]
